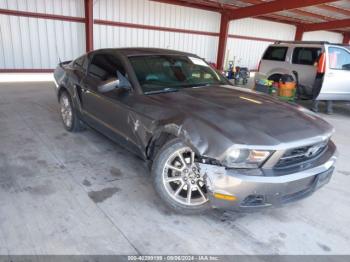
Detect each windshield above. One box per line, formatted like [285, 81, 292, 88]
[129, 55, 228, 94]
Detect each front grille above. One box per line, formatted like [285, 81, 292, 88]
[275, 140, 329, 168]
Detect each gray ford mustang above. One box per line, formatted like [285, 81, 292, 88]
[53, 48, 337, 214]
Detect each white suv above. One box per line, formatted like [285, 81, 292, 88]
[255, 41, 350, 100]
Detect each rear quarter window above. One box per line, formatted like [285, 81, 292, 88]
[73, 55, 88, 71]
[262, 46, 288, 61]
[292, 47, 322, 65]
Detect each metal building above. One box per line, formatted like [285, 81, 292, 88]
[0, 0, 349, 71]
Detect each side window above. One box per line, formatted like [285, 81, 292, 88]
[262, 46, 288, 61]
[88, 53, 126, 81]
[292, 48, 322, 65]
[328, 47, 350, 70]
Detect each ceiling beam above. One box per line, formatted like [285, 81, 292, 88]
[153, 0, 304, 26]
[285, 9, 332, 21]
[240, 0, 334, 22]
[227, 0, 337, 20]
[151, 0, 222, 12]
[302, 18, 350, 31]
[317, 4, 350, 16]
[262, 13, 305, 25]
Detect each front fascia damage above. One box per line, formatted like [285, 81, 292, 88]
[142, 117, 235, 162]
[126, 110, 337, 209]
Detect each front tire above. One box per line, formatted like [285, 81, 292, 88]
[151, 138, 210, 214]
[59, 91, 82, 132]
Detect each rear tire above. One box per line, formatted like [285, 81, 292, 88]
[268, 74, 282, 82]
[151, 138, 210, 215]
[59, 91, 83, 132]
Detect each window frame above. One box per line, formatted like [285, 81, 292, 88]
[86, 51, 134, 95]
[128, 54, 228, 94]
[73, 55, 87, 72]
[292, 47, 322, 66]
[262, 46, 288, 62]
[327, 46, 350, 71]
[87, 52, 126, 81]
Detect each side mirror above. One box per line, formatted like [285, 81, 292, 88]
[98, 78, 120, 93]
[117, 71, 132, 91]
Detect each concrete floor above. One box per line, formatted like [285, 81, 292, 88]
[0, 81, 350, 255]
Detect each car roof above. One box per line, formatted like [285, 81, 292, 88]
[270, 41, 350, 48]
[88, 48, 199, 58]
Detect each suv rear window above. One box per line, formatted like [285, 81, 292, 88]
[262, 46, 288, 61]
[292, 47, 322, 65]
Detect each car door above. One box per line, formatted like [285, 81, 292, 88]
[290, 47, 321, 95]
[79, 52, 144, 155]
[317, 46, 350, 101]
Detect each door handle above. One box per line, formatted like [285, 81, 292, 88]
[81, 87, 89, 93]
[75, 84, 90, 94]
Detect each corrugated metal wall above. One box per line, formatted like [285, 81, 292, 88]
[303, 30, 344, 43]
[93, 0, 220, 63]
[93, 1, 297, 68]
[0, 0, 84, 16]
[94, 25, 219, 62]
[225, 38, 274, 70]
[0, 0, 345, 71]
[226, 18, 296, 69]
[0, 0, 85, 69]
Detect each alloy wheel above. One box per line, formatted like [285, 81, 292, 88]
[60, 94, 73, 128]
[162, 147, 208, 206]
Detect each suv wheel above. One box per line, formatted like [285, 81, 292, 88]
[59, 91, 83, 132]
[152, 138, 209, 214]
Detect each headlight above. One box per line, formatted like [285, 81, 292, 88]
[222, 149, 273, 169]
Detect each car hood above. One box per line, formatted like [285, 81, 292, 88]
[139, 85, 333, 158]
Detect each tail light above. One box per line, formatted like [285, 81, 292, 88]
[317, 53, 326, 74]
[257, 60, 262, 72]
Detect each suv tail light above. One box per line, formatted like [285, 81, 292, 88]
[317, 53, 326, 73]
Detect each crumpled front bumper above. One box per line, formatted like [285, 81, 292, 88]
[200, 143, 337, 210]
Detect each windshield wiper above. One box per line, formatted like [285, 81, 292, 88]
[182, 83, 214, 88]
[144, 87, 179, 95]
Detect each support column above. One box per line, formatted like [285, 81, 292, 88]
[295, 26, 304, 41]
[216, 13, 230, 71]
[85, 0, 93, 52]
[343, 33, 350, 44]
